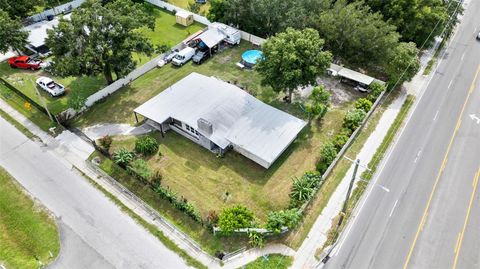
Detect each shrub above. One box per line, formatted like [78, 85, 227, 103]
[355, 98, 372, 113]
[151, 170, 162, 186]
[289, 171, 323, 207]
[127, 158, 152, 181]
[98, 135, 112, 150]
[333, 133, 349, 151]
[266, 209, 302, 233]
[113, 148, 134, 168]
[367, 82, 385, 102]
[343, 109, 367, 132]
[316, 162, 329, 174]
[218, 205, 256, 234]
[206, 210, 219, 227]
[248, 232, 265, 248]
[135, 136, 159, 156]
[321, 142, 337, 164]
[152, 184, 202, 223]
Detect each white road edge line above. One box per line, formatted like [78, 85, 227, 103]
[448, 79, 454, 89]
[389, 199, 399, 217]
[331, 30, 453, 257]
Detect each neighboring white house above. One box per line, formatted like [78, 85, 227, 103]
[134, 72, 307, 168]
[23, 13, 72, 55]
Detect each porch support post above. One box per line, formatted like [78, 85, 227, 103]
[134, 112, 139, 123]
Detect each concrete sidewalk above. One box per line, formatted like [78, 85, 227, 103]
[0, 98, 295, 269]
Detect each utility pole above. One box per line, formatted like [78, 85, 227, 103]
[338, 159, 359, 228]
[34, 86, 54, 122]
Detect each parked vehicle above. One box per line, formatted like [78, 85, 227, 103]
[157, 49, 179, 67]
[36, 77, 65, 97]
[354, 85, 370, 93]
[8, 56, 42, 70]
[209, 23, 241, 46]
[192, 50, 210, 64]
[172, 47, 196, 66]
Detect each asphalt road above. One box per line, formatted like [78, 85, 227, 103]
[324, 2, 480, 269]
[0, 118, 190, 269]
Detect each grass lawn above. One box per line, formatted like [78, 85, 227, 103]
[167, 0, 211, 15]
[0, 62, 106, 115]
[135, 5, 205, 65]
[0, 82, 59, 133]
[0, 167, 60, 268]
[243, 254, 293, 269]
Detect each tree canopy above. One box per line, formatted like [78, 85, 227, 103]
[46, 0, 155, 84]
[256, 28, 332, 101]
[218, 205, 256, 234]
[314, 0, 400, 67]
[384, 42, 420, 87]
[364, 0, 462, 47]
[0, 0, 37, 19]
[0, 9, 28, 54]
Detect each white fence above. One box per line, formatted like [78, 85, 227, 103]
[26, 0, 85, 23]
[240, 31, 266, 46]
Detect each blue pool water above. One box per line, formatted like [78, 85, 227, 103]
[241, 50, 263, 65]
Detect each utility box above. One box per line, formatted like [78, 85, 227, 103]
[176, 11, 194, 26]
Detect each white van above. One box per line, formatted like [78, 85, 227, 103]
[172, 47, 196, 66]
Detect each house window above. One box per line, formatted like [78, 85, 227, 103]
[186, 124, 191, 131]
[171, 118, 182, 127]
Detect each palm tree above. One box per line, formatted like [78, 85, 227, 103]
[113, 148, 134, 168]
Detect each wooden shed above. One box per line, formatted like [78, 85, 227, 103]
[175, 11, 194, 26]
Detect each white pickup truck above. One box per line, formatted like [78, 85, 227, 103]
[36, 76, 65, 97]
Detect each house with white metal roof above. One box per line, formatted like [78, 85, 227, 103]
[24, 13, 72, 54]
[134, 72, 307, 168]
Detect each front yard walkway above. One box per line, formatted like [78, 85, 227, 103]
[82, 123, 154, 140]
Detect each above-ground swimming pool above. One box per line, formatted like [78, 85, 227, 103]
[241, 50, 263, 67]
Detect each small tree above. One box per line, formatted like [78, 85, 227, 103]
[127, 158, 152, 180]
[333, 133, 349, 151]
[305, 85, 330, 122]
[67, 91, 87, 112]
[367, 82, 385, 102]
[113, 148, 134, 168]
[266, 209, 301, 233]
[248, 232, 265, 248]
[355, 98, 372, 113]
[321, 142, 337, 164]
[343, 109, 366, 132]
[256, 28, 332, 102]
[289, 172, 322, 207]
[98, 135, 113, 150]
[188, 1, 201, 13]
[135, 136, 159, 156]
[218, 205, 256, 234]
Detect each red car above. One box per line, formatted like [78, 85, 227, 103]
[8, 56, 42, 70]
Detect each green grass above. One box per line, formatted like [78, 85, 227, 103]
[0, 167, 60, 269]
[0, 83, 59, 133]
[0, 108, 37, 140]
[93, 151, 250, 255]
[0, 62, 106, 115]
[135, 6, 205, 65]
[319, 94, 414, 252]
[242, 254, 293, 269]
[75, 166, 207, 269]
[167, 0, 211, 15]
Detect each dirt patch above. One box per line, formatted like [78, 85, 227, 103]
[320, 76, 365, 107]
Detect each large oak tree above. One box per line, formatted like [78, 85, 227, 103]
[46, 0, 155, 84]
[256, 28, 332, 102]
[0, 9, 28, 54]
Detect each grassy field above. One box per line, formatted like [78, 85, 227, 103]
[243, 254, 293, 269]
[167, 0, 211, 15]
[0, 62, 106, 115]
[135, 6, 205, 65]
[0, 167, 60, 268]
[0, 83, 59, 133]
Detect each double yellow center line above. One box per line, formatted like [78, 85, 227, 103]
[402, 64, 480, 269]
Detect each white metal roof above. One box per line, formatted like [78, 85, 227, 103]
[337, 67, 374, 86]
[24, 13, 71, 48]
[196, 28, 225, 48]
[134, 72, 306, 168]
[176, 10, 192, 19]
